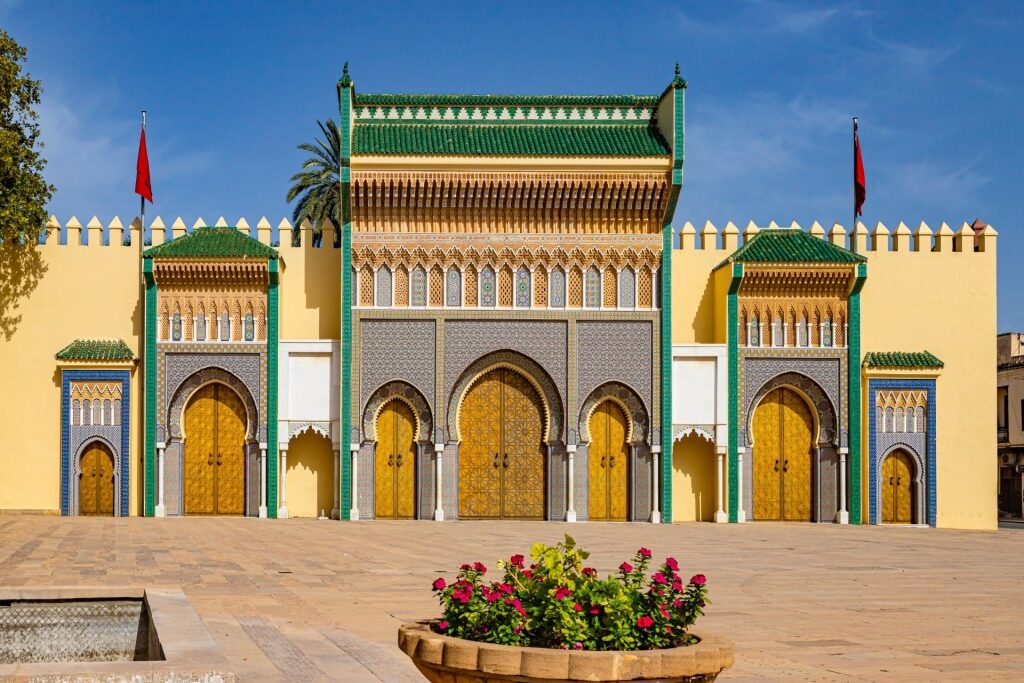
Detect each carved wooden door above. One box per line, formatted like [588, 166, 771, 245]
[375, 399, 417, 519]
[79, 441, 114, 516]
[882, 450, 914, 524]
[459, 368, 545, 519]
[753, 388, 812, 521]
[184, 383, 246, 515]
[588, 401, 629, 521]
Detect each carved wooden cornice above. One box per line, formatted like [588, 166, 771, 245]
[350, 242, 663, 270]
[351, 171, 671, 234]
[153, 260, 268, 286]
[738, 266, 854, 298]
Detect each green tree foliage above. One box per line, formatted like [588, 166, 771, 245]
[286, 118, 340, 247]
[0, 30, 54, 243]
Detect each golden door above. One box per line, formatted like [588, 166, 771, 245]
[79, 442, 114, 516]
[752, 388, 813, 521]
[588, 401, 629, 521]
[374, 399, 417, 519]
[184, 383, 247, 515]
[458, 368, 546, 519]
[882, 450, 914, 524]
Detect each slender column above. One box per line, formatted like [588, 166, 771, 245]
[836, 447, 849, 524]
[155, 443, 166, 517]
[258, 443, 268, 518]
[433, 443, 445, 521]
[565, 445, 577, 523]
[278, 447, 289, 518]
[736, 447, 746, 523]
[715, 447, 728, 523]
[332, 447, 340, 520]
[650, 445, 661, 524]
[349, 443, 360, 520]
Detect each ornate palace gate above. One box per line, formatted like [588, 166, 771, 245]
[588, 400, 630, 521]
[881, 449, 915, 524]
[458, 368, 546, 519]
[752, 387, 813, 521]
[183, 383, 247, 515]
[79, 441, 115, 516]
[374, 399, 416, 519]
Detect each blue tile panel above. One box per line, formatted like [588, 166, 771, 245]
[60, 369, 131, 516]
[867, 378, 936, 526]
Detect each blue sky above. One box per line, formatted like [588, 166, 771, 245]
[4, 1, 1021, 328]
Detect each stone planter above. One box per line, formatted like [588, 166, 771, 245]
[398, 621, 734, 683]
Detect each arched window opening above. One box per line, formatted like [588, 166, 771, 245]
[479, 266, 496, 307]
[584, 267, 601, 308]
[516, 267, 531, 308]
[243, 312, 255, 341]
[748, 313, 760, 347]
[618, 266, 636, 308]
[446, 268, 462, 307]
[549, 267, 566, 308]
[411, 266, 427, 307]
[375, 266, 393, 307]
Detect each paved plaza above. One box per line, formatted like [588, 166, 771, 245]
[0, 517, 1021, 681]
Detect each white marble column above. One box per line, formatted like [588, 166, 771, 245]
[349, 443, 360, 520]
[433, 444, 445, 520]
[258, 443, 268, 518]
[715, 448, 728, 523]
[836, 447, 849, 524]
[650, 445, 661, 524]
[736, 447, 747, 523]
[155, 442, 166, 517]
[565, 444, 577, 523]
[278, 447, 289, 519]
[332, 447, 340, 520]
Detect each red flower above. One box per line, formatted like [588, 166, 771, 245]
[432, 578, 446, 591]
[690, 574, 706, 586]
[574, 642, 583, 650]
[485, 588, 500, 603]
[638, 547, 652, 559]
[573, 602, 583, 612]
[522, 569, 533, 580]
[582, 567, 597, 577]
[619, 562, 634, 574]
[672, 598, 683, 608]
[672, 579, 683, 591]
[666, 557, 679, 571]
[513, 624, 523, 633]
[589, 605, 601, 615]
[659, 604, 671, 619]
[437, 620, 448, 631]
[653, 572, 668, 585]
[474, 562, 487, 574]
[510, 554, 525, 568]
[498, 582, 514, 595]
[460, 563, 471, 571]
[637, 615, 654, 628]
[666, 626, 674, 635]
[554, 586, 572, 600]
[506, 597, 526, 616]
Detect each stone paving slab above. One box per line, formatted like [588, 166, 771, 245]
[0, 517, 1021, 681]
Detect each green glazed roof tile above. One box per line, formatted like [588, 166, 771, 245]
[863, 351, 944, 369]
[352, 124, 670, 157]
[716, 228, 866, 269]
[56, 339, 134, 362]
[355, 93, 661, 107]
[143, 226, 278, 259]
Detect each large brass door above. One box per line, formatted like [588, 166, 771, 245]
[459, 368, 546, 519]
[588, 401, 629, 521]
[79, 441, 114, 516]
[374, 399, 416, 519]
[184, 383, 247, 515]
[882, 450, 914, 524]
[752, 387, 813, 521]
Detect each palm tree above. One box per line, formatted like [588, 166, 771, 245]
[286, 119, 341, 247]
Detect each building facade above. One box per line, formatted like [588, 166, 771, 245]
[997, 332, 1024, 519]
[0, 69, 999, 529]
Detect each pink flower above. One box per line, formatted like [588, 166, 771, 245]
[638, 547, 652, 558]
[573, 602, 583, 612]
[437, 620, 448, 631]
[474, 562, 487, 574]
[432, 578, 446, 591]
[653, 572, 668, 585]
[666, 557, 679, 571]
[510, 554, 525, 568]
[690, 574, 706, 586]
[460, 563, 471, 571]
[554, 586, 572, 600]
[574, 642, 583, 650]
[666, 626, 674, 635]
[582, 567, 597, 577]
[506, 597, 526, 617]
[485, 588, 499, 603]
[619, 562, 634, 574]
[636, 615, 654, 628]
[672, 598, 683, 608]
[672, 580, 683, 591]
[482, 625, 490, 633]
[589, 605, 601, 615]
[513, 624, 523, 633]
[659, 604, 671, 619]
[498, 582, 514, 595]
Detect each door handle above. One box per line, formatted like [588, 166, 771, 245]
[216, 454, 222, 466]
[502, 453, 509, 469]
[889, 476, 894, 485]
[896, 477, 901, 486]
[388, 454, 394, 466]
[774, 458, 779, 472]
[396, 453, 403, 467]
[493, 453, 500, 468]
[601, 455, 607, 468]
[783, 459, 789, 473]
[608, 457, 615, 467]
[208, 453, 214, 465]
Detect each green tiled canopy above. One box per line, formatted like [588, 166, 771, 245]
[353, 124, 670, 157]
[863, 351, 944, 369]
[142, 226, 278, 259]
[717, 228, 866, 268]
[56, 339, 134, 362]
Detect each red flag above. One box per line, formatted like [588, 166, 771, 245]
[853, 119, 865, 216]
[135, 124, 153, 203]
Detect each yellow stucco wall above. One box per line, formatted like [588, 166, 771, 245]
[0, 221, 143, 514]
[284, 431, 335, 518]
[279, 224, 341, 340]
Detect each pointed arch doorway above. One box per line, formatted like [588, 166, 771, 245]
[79, 441, 115, 516]
[587, 400, 629, 521]
[752, 387, 814, 521]
[374, 398, 417, 519]
[183, 382, 247, 515]
[881, 449, 916, 524]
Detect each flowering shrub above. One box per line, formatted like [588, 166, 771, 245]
[430, 535, 709, 651]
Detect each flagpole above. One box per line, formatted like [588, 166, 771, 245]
[852, 116, 857, 240]
[141, 110, 147, 243]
